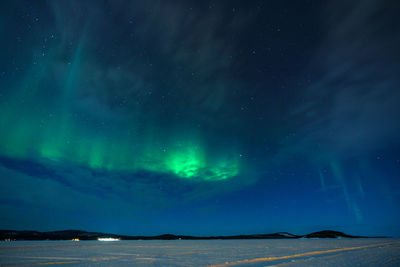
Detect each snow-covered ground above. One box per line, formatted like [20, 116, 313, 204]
[0, 239, 399, 266]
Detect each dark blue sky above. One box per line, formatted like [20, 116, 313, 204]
[0, 0, 399, 236]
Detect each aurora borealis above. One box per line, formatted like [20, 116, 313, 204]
[0, 0, 241, 181]
[1, 0, 400, 236]
[0, 19, 240, 181]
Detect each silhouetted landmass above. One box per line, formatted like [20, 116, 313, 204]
[304, 230, 359, 238]
[0, 230, 386, 241]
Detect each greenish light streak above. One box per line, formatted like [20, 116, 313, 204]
[165, 146, 239, 181]
[166, 146, 205, 178]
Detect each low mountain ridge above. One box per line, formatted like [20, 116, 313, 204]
[0, 229, 381, 241]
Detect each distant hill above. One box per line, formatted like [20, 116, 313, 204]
[0, 230, 382, 241]
[304, 230, 360, 238]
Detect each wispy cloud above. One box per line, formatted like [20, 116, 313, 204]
[288, 0, 400, 159]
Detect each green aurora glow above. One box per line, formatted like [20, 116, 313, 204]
[0, 41, 240, 181]
[0, 106, 240, 181]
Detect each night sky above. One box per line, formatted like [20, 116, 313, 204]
[1, 0, 399, 237]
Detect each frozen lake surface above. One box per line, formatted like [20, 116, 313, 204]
[1, 239, 399, 266]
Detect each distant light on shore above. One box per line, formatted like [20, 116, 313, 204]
[97, 237, 120, 241]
